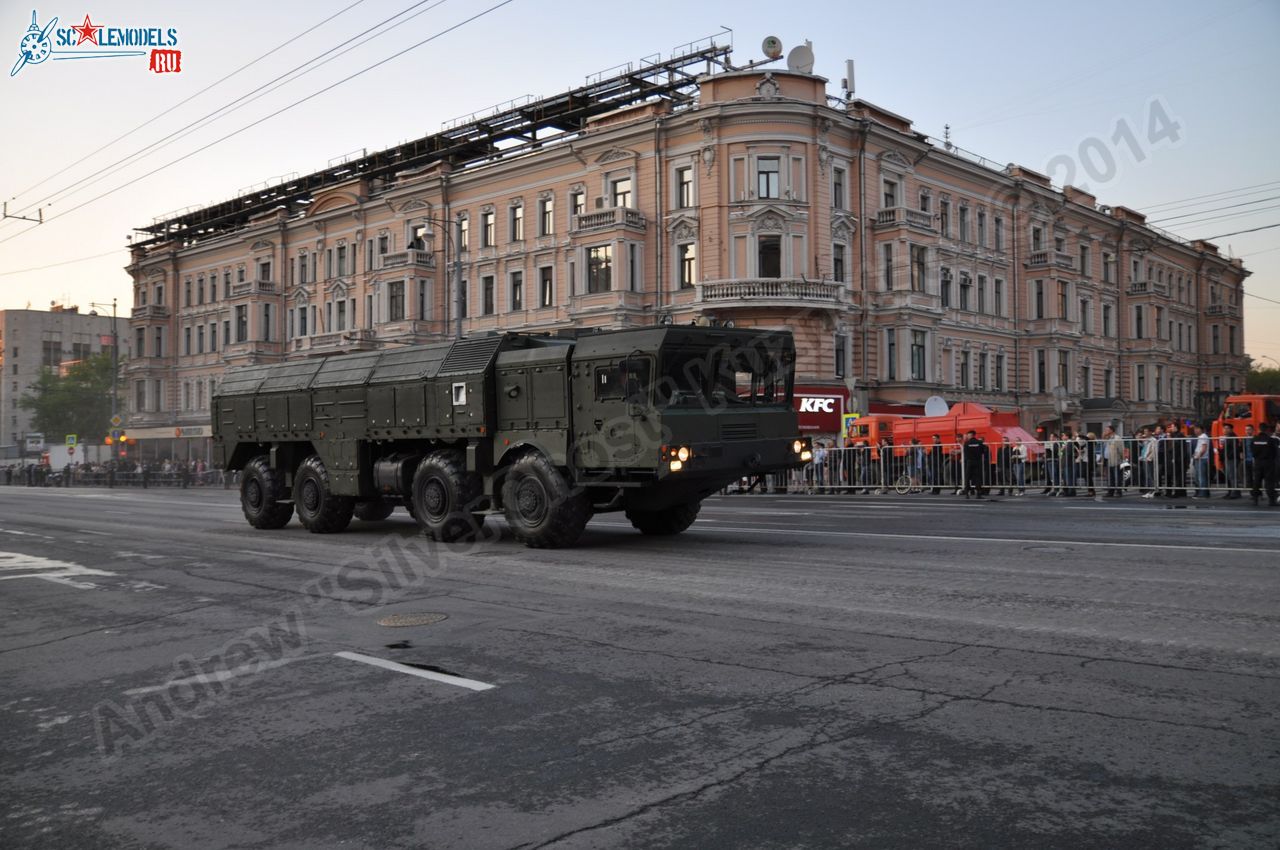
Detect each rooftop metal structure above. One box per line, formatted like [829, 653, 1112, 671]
[135, 36, 735, 250]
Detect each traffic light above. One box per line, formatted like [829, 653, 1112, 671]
[105, 436, 113, 445]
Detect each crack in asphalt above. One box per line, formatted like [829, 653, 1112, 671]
[0, 603, 220, 655]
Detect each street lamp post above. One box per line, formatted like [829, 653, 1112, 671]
[88, 297, 119, 429]
[408, 215, 465, 340]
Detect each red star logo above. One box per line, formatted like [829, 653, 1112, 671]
[72, 14, 102, 46]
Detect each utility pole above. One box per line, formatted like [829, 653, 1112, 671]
[88, 298, 120, 431]
[454, 214, 464, 340]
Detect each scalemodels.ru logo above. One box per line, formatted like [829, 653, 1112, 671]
[10, 9, 182, 77]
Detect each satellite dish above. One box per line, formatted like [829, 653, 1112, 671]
[762, 36, 783, 60]
[924, 396, 949, 417]
[786, 42, 814, 74]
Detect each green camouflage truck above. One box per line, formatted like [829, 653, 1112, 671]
[212, 326, 811, 548]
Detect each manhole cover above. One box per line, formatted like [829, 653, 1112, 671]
[376, 613, 448, 628]
[1023, 545, 1074, 554]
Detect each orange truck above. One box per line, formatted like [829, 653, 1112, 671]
[1211, 394, 1280, 466]
[844, 403, 1041, 460]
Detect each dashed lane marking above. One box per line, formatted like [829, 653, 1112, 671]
[334, 651, 495, 692]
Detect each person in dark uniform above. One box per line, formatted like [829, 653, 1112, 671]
[962, 430, 986, 500]
[929, 434, 944, 495]
[1249, 422, 1278, 506]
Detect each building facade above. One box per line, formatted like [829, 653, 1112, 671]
[0, 306, 129, 453]
[126, 47, 1249, 458]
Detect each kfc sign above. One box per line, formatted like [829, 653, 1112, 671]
[793, 386, 846, 433]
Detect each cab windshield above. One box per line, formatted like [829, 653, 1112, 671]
[655, 336, 794, 409]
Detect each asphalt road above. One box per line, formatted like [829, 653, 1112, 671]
[1, 484, 1278, 849]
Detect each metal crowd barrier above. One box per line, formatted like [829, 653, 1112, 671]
[786, 435, 1275, 499]
[0, 467, 230, 489]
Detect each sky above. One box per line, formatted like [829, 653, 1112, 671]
[1, 0, 1278, 364]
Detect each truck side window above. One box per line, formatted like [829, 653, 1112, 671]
[595, 358, 651, 402]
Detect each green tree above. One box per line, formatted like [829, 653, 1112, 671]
[1246, 366, 1280, 394]
[18, 352, 118, 443]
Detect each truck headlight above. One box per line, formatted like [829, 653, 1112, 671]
[676, 446, 690, 462]
[669, 459, 684, 472]
[793, 439, 804, 453]
[800, 450, 812, 461]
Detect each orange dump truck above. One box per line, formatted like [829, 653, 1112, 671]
[889, 402, 1042, 459]
[1211, 394, 1280, 466]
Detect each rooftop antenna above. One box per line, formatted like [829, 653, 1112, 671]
[841, 59, 855, 100]
[786, 40, 814, 74]
[761, 36, 783, 60]
[944, 124, 954, 152]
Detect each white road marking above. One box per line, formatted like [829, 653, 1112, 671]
[123, 655, 328, 696]
[334, 651, 495, 692]
[591, 521, 1279, 554]
[0, 551, 115, 588]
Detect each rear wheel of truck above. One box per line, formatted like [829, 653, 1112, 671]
[294, 455, 354, 533]
[353, 499, 395, 522]
[411, 450, 484, 542]
[502, 453, 591, 548]
[625, 501, 700, 536]
[240, 455, 294, 529]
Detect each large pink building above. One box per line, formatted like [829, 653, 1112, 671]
[126, 42, 1248, 459]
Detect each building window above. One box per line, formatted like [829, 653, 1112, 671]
[910, 331, 926, 381]
[262, 304, 272, 341]
[570, 190, 585, 217]
[587, 246, 613, 293]
[994, 279, 1004, 316]
[1080, 299, 1092, 334]
[939, 200, 950, 238]
[919, 191, 932, 213]
[458, 218, 469, 252]
[833, 244, 846, 283]
[1229, 325, 1237, 354]
[958, 206, 969, 243]
[1058, 281, 1070, 319]
[1134, 306, 1145, 339]
[1081, 365, 1092, 395]
[959, 274, 972, 311]
[482, 276, 496, 314]
[882, 178, 898, 209]
[611, 176, 633, 208]
[977, 352, 988, 389]
[1136, 365, 1146, 401]
[197, 277, 205, 305]
[153, 328, 164, 357]
[1058, 351, 1070, 390]
[976, 210, 986, 247]
[910, 245, 927, 292]
[886, 329, 896, 380]
[758, 157, 781, 199]
[882, 243, 893, 290]
[510, 271, 523, 311]
[458, 281, 468, 318]
[834, 333, 847, 379]
[676, 167, 694, 209]
[1031, 226, 1044, 252]
[759, 235, 781, 279]
[678, 242, 697, 289]
[259, 260, 271, 282]
[184, 279, 191, 307]
[1155, 365, 1165, 401]
[1103, 304, 1113, 337]
[959, 351, 971, 388]
[994, 353, 1005, 390]
[539, 266, 553, 307]
[1037, 350, 1047, 393]
[538, 198, 553, 236]
[183, 326, 191, 355]
[977, 275, 987, 314]
[994, 217, 1004, 251]
[1079, 245, 1090, 276]
[832, 167, 846, 210]
[388, 281, 405, 322]
[510, 204, 524, 242]
[480, 212, 495, 248]
[235, 306, 248, 342]
[1104, 368, 1114, 397]
[1211, 325, 1221, 354]
[940, 268, 951, 308]
[1034, 280, 1045, 319]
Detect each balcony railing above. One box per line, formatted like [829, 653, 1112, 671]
[1024, 318, 1082, 338]
[696, 278, 841, 307]
[131, 304, 170, 320]
[231, 278, 276, 296]
[1205, 303, 1239, 317]
[380, 249, 436, 270]
[873, 207, 936, 231]
[571, 207, 647, 233]
[1127, 280, 1169, 296]
[293, 328, 377, 354]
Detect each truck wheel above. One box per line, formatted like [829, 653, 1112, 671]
[353, 500, 395, 522]
[240, 455, 294, 529]
[502, 453, 591, 548]
[625, 501, 700, 536]
[412, 450, 484, 542]
[294, 455, 354, 533]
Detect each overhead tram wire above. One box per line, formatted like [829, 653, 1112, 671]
[0, 0, 518, 249]
[0, 248, 123, 277]
[0, 0, 371, 220]
[1140, 179, 1280, 213]
[1149, 195, 1280, 224]
[1158, 203, 1280, 230]
[2, 0, 449, 223]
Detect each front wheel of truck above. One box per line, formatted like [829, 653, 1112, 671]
[240, 455, 294, 529]
[625, 501, 701, 536]
[294, 455, 354, 533]
[501, 453, 591, 548]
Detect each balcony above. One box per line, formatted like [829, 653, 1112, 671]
[1205, 303, 1239, 317]
[695, 278, 842, 309]
[1127, 280, 1169, 297]
[292, 329, 378, 355]
[380, 249, 436, 271]
[873, 206, 936, 232]
[1024, 318, 1081, 338]
[872, 290, 942, 313]
[131, 304, 170, 320]
[1027, 250, 1076, 271]
[221, 339, 285, 363]
[231, 278, 277, 296]
[571, 207, 647, 234]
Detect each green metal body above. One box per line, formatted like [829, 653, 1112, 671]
[212, 327, 807, 513]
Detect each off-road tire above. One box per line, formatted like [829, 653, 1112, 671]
[502, 453, 591, 548]
[353, 499, 396, 522]
[625, 501, 700, 536]
[412, 450, 484, 542]
[294, 455, 354, 533]
[240, 455, 294, 529]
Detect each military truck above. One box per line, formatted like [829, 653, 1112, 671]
[212, 326, 811, 548]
